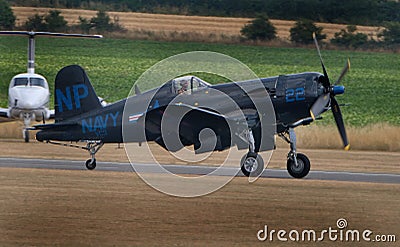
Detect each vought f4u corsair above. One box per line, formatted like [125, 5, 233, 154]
[34, 36, 350, 179]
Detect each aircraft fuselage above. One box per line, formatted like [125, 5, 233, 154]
[36, 72, 326, 149]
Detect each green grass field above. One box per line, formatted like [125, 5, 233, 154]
[0, 36, 399, 126]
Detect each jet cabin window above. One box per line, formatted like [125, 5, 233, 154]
[12, 77, 46, 88]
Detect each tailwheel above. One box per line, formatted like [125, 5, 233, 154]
[85, 158, 96, 170]
[240, 152, 264, 177]
[84, 141, 103, 170]
[43, 140, 103, 170]
[287, 153, 310, 178]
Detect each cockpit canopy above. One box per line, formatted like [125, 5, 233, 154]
[10, 74, 48, 88]
[171, 76, 210, 95]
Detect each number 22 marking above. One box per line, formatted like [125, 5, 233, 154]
[286, 87, 305, 102]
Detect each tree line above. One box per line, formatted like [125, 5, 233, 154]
[241, 16, 400, 50]
[1, 0, 399, 50]
[0, 0, 124, 33]
[6, 0, 400, 26]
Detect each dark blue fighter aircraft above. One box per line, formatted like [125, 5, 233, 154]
[33, 36, 350, 179]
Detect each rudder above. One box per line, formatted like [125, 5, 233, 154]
[54, 65, 102, 122]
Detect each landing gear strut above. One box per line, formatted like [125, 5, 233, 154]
[84, 141, 104, 170]
[22, 113, 32, 142]
[240, 129, 264, 177]
[279, 128, 310, 178]
[23, 129, 29, 143]
[46, 140, 104, 170]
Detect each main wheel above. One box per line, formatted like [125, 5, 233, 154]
[24, 130, 29, 143]
[240, 152, 264, 177]
[85, 158, 97, 170]
[287, 153, 310, 178]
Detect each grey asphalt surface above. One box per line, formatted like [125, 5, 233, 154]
[0, 157, 399, 184]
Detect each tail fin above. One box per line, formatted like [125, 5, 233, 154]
[54, 65, 102, 122]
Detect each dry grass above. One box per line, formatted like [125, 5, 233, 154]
[0, 167, 398, 246]
[0, 121, 25, 139]
[294, 123, 400, 152]
[108, 29, 244, 44]
[12, 6, 382, 42]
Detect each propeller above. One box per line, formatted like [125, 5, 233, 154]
[310, 33, 350, 150]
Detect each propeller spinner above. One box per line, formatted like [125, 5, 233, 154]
[310, 33, 350, 151]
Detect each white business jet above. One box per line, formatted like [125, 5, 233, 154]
[0, 31, 102, 142]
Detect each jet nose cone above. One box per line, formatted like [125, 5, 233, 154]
[332, 85, 345, 96]
[17, 97, 37, 109]
[18, 101, 31, 108]
[11, 87, 48, 109]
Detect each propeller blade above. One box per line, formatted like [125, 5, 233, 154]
[335, 59, 351, 85]
[331, 97, 350, 150]
[313, 33, 330, 89]
[310, 93, 330, 120]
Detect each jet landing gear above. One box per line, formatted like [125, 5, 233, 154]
[240, 130, 264, 177]
[23, 129, 29, 143]
[22, 113, 32, 142]
[83, 141, 104, 170]
[279, 128, 310, 178]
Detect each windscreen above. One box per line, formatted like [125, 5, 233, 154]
[13, 78, 29, 86]
[12, 77, 46, 87]
[30, 78, 46, 87]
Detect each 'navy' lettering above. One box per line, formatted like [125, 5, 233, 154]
[82, 111, 120, 134]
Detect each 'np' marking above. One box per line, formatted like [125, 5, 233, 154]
[56, 83, 89, 112]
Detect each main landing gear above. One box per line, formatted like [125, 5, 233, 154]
[279, 128, 310, 178]
[240, 130, 264, 177]
[239, 127, 311, 179]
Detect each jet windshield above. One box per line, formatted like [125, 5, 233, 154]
[30, 78, 46, 87]
[172, 76, 210, 95]
[12, 77, 46, 88]
[13, 78, 29, 86]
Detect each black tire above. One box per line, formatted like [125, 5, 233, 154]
[240, 152, 264, 177]
[287, 153, 310, 178]
[24, 130, 29, 143]
[85, 158, 96, 170]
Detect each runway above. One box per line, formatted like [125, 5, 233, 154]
[0, 157, 399, 184]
